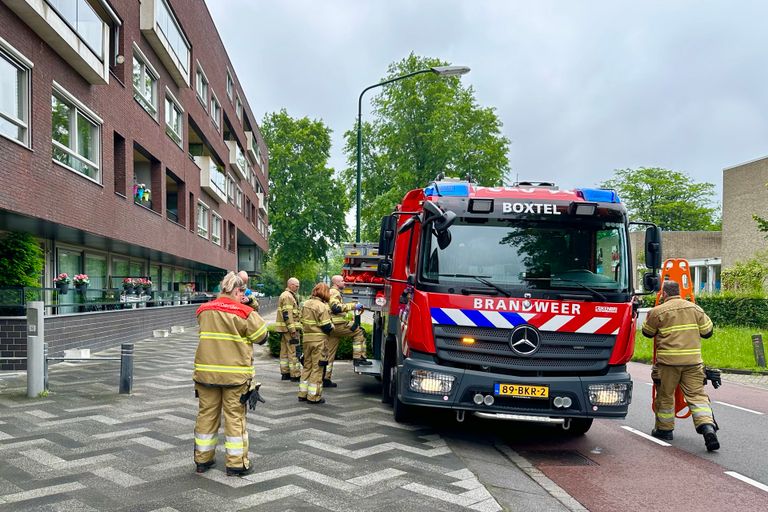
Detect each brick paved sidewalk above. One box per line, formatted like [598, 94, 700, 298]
[0, 324, 570, 511]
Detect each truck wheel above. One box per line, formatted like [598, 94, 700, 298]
[563, 418, 593, 436]
[381, 339, 394, 404]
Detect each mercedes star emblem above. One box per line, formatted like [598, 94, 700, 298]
[509, 324, 541, 356]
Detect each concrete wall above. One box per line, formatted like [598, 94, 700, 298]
[0, 304, 198, 371]
[722, 158, 768, 268]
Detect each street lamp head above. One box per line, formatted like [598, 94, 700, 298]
[431, 65, 471, 77]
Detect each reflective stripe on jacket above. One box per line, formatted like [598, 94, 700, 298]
[301, 296, 332, 342]
[274, 289, 301, 333]
[329, 287, 355, 325]
[641, 296, 713, 365]
[194, 297, 267, 385]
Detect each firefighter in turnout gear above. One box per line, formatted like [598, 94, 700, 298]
[641, 280, 719, 451]
[193, 272, 268, 476]
[298, 283, 333, 404]
[325, 275, 371, 386]
[275, 278, 302, 381]
[238, 270, 259, 312]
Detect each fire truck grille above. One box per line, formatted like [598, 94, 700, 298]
[433, 325, 616, 375]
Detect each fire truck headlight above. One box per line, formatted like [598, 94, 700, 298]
[409, 370, 455, 395]
[588, 383, 630, 406]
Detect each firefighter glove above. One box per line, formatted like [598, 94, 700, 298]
[240, 381, 265, 410]
[290, 336, 300, 345]
[705, 367, 722, 389]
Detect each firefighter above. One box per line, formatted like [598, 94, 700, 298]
[298, 282, 333, 404]
[641, 280, 719, 451]
[323, 275, 370, 387]
[274, 277, 302, 381]
[193, 271, 268, 476]
[238, 270, 259, 311]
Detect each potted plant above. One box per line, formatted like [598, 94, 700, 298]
[54, 273, 70, 295]
[123, 277, 136, 294]
[139, 277, 153, 293]
[73, 274, 90, 293]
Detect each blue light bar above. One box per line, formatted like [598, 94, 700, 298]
[578, 188, 621, 203]
[424, 182, 470, 197]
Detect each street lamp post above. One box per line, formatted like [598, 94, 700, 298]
[355, 65, 470, 242]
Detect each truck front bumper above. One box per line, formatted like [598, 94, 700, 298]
[397, 356, 632, 419]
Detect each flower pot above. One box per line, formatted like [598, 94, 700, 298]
[124, 285, 135, 294]
[75, 283, 88, 293]
[56, 283, 69, 295]
[143, 285, 152, 294]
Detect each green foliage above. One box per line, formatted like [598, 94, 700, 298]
[0, 232, 43, 287]
[633, 325, 766, 371]
[640, 292, 768, 328]
[261, 110, 350, 280]
[721, 252, 768, 294]
[601, 167, 719, 231]
[343, 53, 511, 241]
[267, 323, 373, 360]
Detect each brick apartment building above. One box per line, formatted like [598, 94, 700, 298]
[0, 0, 268, 295]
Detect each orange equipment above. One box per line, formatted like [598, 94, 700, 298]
[651, 258, 694, 419]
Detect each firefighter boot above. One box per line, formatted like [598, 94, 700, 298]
[195, 460, 215, 473]
[698, 424, 720, 451]
[226, 465, 254, 477]
[651, 428, 674, 441]
[281, 374, 291, 381]
[323, 379, 337, 388]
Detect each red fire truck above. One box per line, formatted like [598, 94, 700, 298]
[357, 179, 662, 434]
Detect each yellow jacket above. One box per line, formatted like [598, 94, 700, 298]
[274, 289, 301, 333]
[301, 296, 333, 343]
[329, 287, 355, 325]
[193, 297, 268, 386]
[641, 296, 713, 365]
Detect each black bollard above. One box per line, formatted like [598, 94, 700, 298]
[119, 343, 134, 394]
[43, 342, 48, 391]
[752, 334, 766, 368]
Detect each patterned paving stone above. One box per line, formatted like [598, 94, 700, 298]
[0, 317, 510, 511]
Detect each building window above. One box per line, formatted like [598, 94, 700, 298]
[235, 94, 242, 121]
[46, 0, 106, 60]
[51, 86, 101, 181]
[155, 0, 189, 75]
[195, 64, 208, 109]
[236, 186, 243, 212]
[165, 94, 183, 146]
[197, 200, 209, 238]
[210, 94, 221, 129]
[0, 42, 30, 146]
[226, 70, 233, 100]
[227, 173, 236, 205]
[211, 212, 222, 245]
[133, 51, 157, 116]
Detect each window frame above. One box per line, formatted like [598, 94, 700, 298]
[236, 185, 243, 212]
[211, 211, 222, 246]
[132, 45, 159, 117]
[226, 69, 234, 100]
[235, 93, 242, 122]
[210, 91, 221, 130]
[195, 61, 209, 110]
[197, 200, 210, 239]
[0, 36, 32, 148]
[51, 81, 103, 183]
[164, 87, 183, 147]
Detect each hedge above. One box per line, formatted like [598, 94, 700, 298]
[638, 293, 768, 328]
[267, 322, 374, 359]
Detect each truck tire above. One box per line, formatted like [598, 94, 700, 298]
[562, 418, 593, 436]
[381, 337, 394, 404]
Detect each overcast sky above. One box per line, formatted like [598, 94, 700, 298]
[207, 0, 768, 205]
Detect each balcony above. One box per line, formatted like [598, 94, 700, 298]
[245, 130, 258, 161]
[256, 192, 267, 214]
[139, 0, 190, 87]
[226, 140, 247, 180]
[194, 155, 227, 203]
[4, 0, 110, 84]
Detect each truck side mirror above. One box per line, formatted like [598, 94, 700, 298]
[378, 215, 397, 256]
[644, 226, 662, 270]
[643, 272, 660, 293]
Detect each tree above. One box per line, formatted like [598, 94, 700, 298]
[0, 232, 43, 287]
[343, 53, 511, 241]
[261, 110, 350, 281]
[601, 167, 720, 231]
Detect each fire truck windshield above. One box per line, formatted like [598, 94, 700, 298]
[420, 219, 629, 293]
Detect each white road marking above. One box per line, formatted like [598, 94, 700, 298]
[725, 471, 768, 493]
[621, 426, 671, 446]
[714, 401, 764, 415]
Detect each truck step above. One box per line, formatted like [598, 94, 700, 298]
[353, 359, 382, 376]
